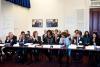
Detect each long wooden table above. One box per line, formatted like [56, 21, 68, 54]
[0, 43, 100, 66]
[0, 43, 100, 51]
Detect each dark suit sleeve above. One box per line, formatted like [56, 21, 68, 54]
[13, 36, 17, 44]
[38, 36, 41, 43]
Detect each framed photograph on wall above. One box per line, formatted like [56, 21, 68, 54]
[32, 19, 43, 27]
[46, 19, 58, 27]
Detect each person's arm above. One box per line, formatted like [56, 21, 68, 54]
[38, 36, 42, 44]
[13, 36, 17, 44]
[64, 38, 71, 46]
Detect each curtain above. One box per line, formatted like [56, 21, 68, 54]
[6, 0, 31, 8]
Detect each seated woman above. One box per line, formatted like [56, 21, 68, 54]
[42, 30, 47, 44]
[43, 30, 54, 45]
[82, 31, 91, 56]
[83, 31, 91, 46]
[90, 32, 100, 66]
[59, 32, 71, 56]
[32, 31, 41, 44]
[41, 30, 55, 61]
[59, 32, 71, 46]
[64, 29, 71, 39]
[53, 29, 60, 44]
[90, 32, 100, 46]
[32, 31, 42, 62]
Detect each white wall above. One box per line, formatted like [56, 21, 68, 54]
[0, 0, 90, 41]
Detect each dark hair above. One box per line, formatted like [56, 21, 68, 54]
[92, 32, 98, 38]
[47, 30, 53, 36]
[74, 29, 79, 33]
[76, 31, 82, 36]
[61, 32, 67, 37]
[21, 31, 25, 34]
[27, 31, 30, 33]
[80, 31, 82, 36]
[84, 31, 90, 37]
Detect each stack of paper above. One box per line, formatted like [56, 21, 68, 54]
[68, 44, 77, 49]
[85, 45, 94, 50]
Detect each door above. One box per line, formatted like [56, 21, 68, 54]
[90, 8, 100, 38]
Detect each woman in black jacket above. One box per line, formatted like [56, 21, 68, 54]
[43, 30, 54, 45]
[83, 31, 91, 46]
[90, 32, 100, 46]
[90, 32, 100, 66]
[32, 31, 41, 44]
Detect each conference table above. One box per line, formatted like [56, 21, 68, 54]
[0, 43, 100, 51]
[0, 43, 100, 65]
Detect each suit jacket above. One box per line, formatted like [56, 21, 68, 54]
[54, 34, 60, 44]
[42, 34, 47, 44]
[5, 40, 10, 43]
[90, 37, 100, 46]
[72, 36, 83, 45]
[5, 35, 17, 46]
[24, 37, 34, 43]
[11, 35, 17, 45]
[43, 36, 54, 45]
[33, 36, 41, 44]
[83, 36, 91, 46]
[18, 39, 24, 46]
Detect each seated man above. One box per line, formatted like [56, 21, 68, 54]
[3, 32, 17, 60]
[72, 31, 83, 45]
[16, 31, 34, 64]
[16, 31, 27, 63]
[71, 30, 84, 61]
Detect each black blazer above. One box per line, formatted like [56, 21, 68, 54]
[43, 36, 54, 45]
[42, 34, 47, 44]
[90, 37, 100, 46]
[53, 35, 60, 44]
[33, 36, 41, 44]
[11, 35, 17, 45]
[5, 35, 17, 46]
[72, 36, 83, 45]
[24, 37, 34, 43]
[5, 40, 10, 43]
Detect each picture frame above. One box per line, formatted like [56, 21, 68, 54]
[46, 19, 58, 27]
[32, 19, 43, 27]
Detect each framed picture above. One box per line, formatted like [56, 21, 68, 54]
[46, 19, 58, 27]
[32, 19, 43, 27]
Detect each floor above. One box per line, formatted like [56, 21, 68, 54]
[0, 61, 91, 67]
